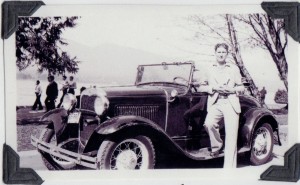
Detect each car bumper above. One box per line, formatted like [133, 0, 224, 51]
[31, 135, 98, 169]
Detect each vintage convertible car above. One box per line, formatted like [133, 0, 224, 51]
[31, 62, 281, 170]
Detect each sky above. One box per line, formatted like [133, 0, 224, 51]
[61, 7, 209, 60]
[18, 5, 287, 105]
[60, 7, 286, 90]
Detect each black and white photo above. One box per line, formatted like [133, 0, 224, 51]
[2, 3, 299, 185]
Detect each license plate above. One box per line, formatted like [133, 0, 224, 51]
[67, 112, 81, 124]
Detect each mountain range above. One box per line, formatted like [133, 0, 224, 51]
[17, 40, 173, 85]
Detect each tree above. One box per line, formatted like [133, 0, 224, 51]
[234, 14, 288, 90]
[274, 89, 288, 104]
[189, 15, 259, 97]
[225, 14, 259, 97]
[16, 17, 80, 75]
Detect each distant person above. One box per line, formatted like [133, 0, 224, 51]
[57, 75, 69, 108]
[260, 87, 267, 105]
[76, 86, 87, 108]
[32, 80, 43, 111]
[68, 76, 77, 95]
[45, 75, 58, 112]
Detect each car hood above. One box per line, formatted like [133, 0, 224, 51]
[82, 86, 168, 98]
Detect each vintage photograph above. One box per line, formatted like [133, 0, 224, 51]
[13, 6, 290, 173]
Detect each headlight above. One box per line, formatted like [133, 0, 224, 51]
[94, 96, 109, 115]
[62, 94, 77, 111]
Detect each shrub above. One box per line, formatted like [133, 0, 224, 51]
[274, 89, 288, 104]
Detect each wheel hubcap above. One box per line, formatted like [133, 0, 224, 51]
[115, 150, 138, 169]
[110, 139, 149, 170]
[253, 127, 272, 159]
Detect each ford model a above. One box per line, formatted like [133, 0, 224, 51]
[31, 62, 280, 170]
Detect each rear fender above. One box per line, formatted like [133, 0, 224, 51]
[241, 108, 280, 148]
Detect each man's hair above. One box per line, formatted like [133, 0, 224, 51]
[37, 80, 40, 84]
[63, 75, 67, 79]
[48, 75, 55, 81]
[215, 43, 229, 52]
[80, 86, 86, 93]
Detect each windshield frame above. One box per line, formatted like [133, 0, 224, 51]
[135, 62, 195, 88]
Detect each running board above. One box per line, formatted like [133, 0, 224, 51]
[187, 147, 250, 160]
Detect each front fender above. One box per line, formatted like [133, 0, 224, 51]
[95, 115, 165, 135]
[40, 108, 68, 142]
[40, 108, 98, 143]
[241, 107, 280, 148]
[83, 116, 188, 158]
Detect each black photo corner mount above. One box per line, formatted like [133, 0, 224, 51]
[260, 2, 300, 182]
[260, 143, 300, 182]
[2, 1, 45, 184]
[1, 0, 299, 184]
[1, 0, 45, 39]
[262, 1, 300, 42]
[3, 144, 44, 185]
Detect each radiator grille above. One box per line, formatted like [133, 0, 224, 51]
[115, 105, 159, 121]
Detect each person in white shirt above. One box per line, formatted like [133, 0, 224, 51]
[57, 75, 69, 108]
[32, 80, 43, 110]
[68, 76, 77, 95]
[199, 43, 244, 168]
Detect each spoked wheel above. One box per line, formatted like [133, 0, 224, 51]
[39, 128, 77, 170]
[98, 136, 155, 170]
[250, 123, 274, 165]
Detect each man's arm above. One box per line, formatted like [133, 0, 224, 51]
[38, 85, 42, 95]
[54, 83, 59, 98]
[197, 69, 214, 94]
[198, 81, 214, 94]
[46, 85, 49, 96]
[215, 66, 244, 95]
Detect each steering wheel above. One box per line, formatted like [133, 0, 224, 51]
[173, 76, 189, 84]
[190, 83, 198, 92]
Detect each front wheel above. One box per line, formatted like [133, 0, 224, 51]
[250, 123, 274, 165]
[97, 135, 155, 170]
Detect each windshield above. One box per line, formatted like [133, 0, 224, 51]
[136, 63, 193, 86]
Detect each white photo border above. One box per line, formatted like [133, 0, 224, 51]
[1, 1, 299, 185]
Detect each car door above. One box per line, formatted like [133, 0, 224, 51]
[166, 90, 209, 149]
[188, 91, 211, 148]
[191, 91, 226, 148]
[166, 93, 190, 138]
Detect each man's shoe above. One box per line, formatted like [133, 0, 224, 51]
[209, 150, 220, 157]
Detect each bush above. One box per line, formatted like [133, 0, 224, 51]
[274, 89, 288, 104]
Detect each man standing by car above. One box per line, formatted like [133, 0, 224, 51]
[45, 75, 58, 112]
[199, 43, 244, 168]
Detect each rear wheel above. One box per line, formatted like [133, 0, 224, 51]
[97, 135, 155, 170]
[250, 123, 274, 165]
[39, 128, 77, 170]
